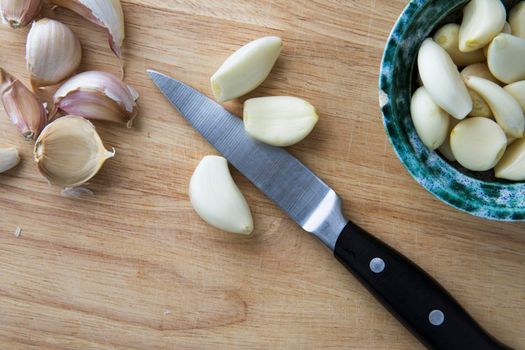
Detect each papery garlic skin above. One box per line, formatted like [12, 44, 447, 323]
[0, 68, 47, 140]
[418, 38, 472, 120]
[211, 36, 282, 102]
[461, 63, 501, 85]
[0, 146, 20, 173]
[26, 18, 82, 89]
[0, 0, 42, 28]
[244, 96, 319, 147]
[410, 87, 450, 150]
[34, 116, 114, 187]
[509, 2, 525, 39]
[53, 71, 139, 127]
[466, 76, 525, 138]
[495, 138, 525, 180]
[459, 0, 506, 52]
[433, 24, 485, 67]
[504, 80, 525, 112]
[487, 33, 525, 84]
[190, 156, 253, 235]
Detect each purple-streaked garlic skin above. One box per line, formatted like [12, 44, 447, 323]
[0, 0, 42, 28]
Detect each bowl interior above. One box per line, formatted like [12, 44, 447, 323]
[380, 0, 525, 220]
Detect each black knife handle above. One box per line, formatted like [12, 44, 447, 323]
[334, 220, 513, 350]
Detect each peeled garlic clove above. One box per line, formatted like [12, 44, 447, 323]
[0, 0, 42, 28]
[410, 87, 449, 150]
[211, 36, 282, 102]
[466, 76, 525, 138]
[0, 68, 47, 140]
[418, 38, 472, 120]
[461, 63, 501, 85]
[244, 96, 319, 147]
[49, 0, 124, 60]
[459, 0, 506, 52]
[438, 117, 460, 162]
[52, 71, 139, 127]
[189, 156, 253, 235]
[504, 80, 525, 112]
[433, 24, 485, 67]
[483, 22, 512, 57]
[467, 88, 492, 118]
[451, 117, 507, 171]
[34, 116, 114, 187]
[509, 2, 525, 39]
[27, 18, 82, 89]
[487, 33, 525, 84]
[0, 146, 20, 173]
[495, 138, 525, 180]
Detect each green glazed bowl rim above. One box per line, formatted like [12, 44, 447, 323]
[379, 0, 525, 221]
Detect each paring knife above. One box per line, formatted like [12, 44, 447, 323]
[148, 70, 512, 350]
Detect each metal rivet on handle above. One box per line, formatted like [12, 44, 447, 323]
[429, 310, 445, 326]
[369, 257, 385, 273]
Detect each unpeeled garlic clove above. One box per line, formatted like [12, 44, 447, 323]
[438, 117, 460, 162]
[417, 38, 472, 120]
[504, 80, 525, 112]
[0, 146, 20, 173]
[52, 71, 139, 127]
[433, 23, 485, 67]
[244, 96, 319, 147]
[451, 117, 507, 171]
[495, 138, 525, 180]
[0, 0, 42, 28]
[509, 2, 525, 39]
[0, 68, 47, 140]
[26, 18, 82, 89]
[461, 63, 501, 85]
[467, 88, 492, 118]
[189, 156, 253, 235]
[410, 86, 449, 150]
[487, 33, 525, 84]
[211, 36, 282, 102]
[459, 0, 506, 52]
[34, 116, 115, 187]
[466, 76, 525, 137]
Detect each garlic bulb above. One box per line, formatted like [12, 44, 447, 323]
[495, 138, 525, 180]
[509, 2, 525, 39]
[244, 96, 319, 147]
[487, 33, 525, 84]
[451, 117, 507, 171]
[459, 0, 506, 52]
[34, 116, 114, 187]
[504, 80, 525, 112]
[0, 146, 20, 173]
[0, 0, 42, 28]
[211, 36, 282, 102]
[26, 18, 82, 89]
[190, 156, 253, 234]
[466, 76, 525, 138]
[410, 87, 450, 150]
[417, 38, 472, 120]
[433, 24, 485, 67]
[461, 63, 501, 85]
[0, 68, 47, 140]
[49, 0, 124, 60]
[52, 71, 139, 127]
[438, 117, 460, 162]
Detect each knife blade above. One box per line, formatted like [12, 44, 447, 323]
[148, 70, 512, 350]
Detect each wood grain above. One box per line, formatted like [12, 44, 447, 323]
[0, 1, 523, 349]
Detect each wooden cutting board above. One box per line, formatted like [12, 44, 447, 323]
[0, 1, 523, 349]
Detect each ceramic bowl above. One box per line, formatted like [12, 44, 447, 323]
[379, 0, 525, 220]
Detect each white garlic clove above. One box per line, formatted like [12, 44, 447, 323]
[438, 117, 460, 162]
[26, 18, 82, 89]
[433, 24, 485, 67]
[211, 36, 282, 102]
[487, 33, 525, 84]
[451, 117, 507, 171]
[417, 38, 472, 120]
[495, 137, 525, 180]
[0, 0, 42, 28]
[34, 116, 115, 188]
[461, 63, 502, 85]
[410, 87, 450, 150]
[467, 88, 492, 118]
[52, 71, 139, 127]
[0, 68, 47, 140]
[0, 146, 20, 173]
[509, 2, 525, 39]
[189, 156, 253, 235]
[459, 0, 506, 52]
[243, 96, 319, 147]
[483, 22, 512, 57]
[504, 80, 525, 112]
[466, 76, 525, 138]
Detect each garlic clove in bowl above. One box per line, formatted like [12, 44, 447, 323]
[433, 23, 485, 67]
[461, 63, 501, 85]
[495, 138, 525, 180]
[487, 33, 525, 84]
[0, 0, 42, 28]
[459, 0, 506, 52]
[504, 80, 525, 112]
[509, 1, 525, 39]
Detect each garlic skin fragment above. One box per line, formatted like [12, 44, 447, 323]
[418, 38, 472, 120]
[244, 96, 319, 147]
[438, 117, 460, 162]
[433, 24, 485, 67]
[26, 18, 82, 89]
[495, 138, 525, 180]
[466, 76, 525, 138]
[49, 0, 124, 59]
[509, 2, 525, 39]
[459, 0, 506, 52]
[461, 63, 501, 85]
[52, 71, 139, 127]
[211, 36, 282, 102]
[0, 146, 20, 173]
[34, 116, 115, 187]
[0, 68, 47, 140]
[189, 156, 253, 235]
[451, 117, 507, 171]
[0, 0, 42, 28]
[504, 80, 525, 112]
[487, 33, 525, 84]
[410, 87, 449, 150]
